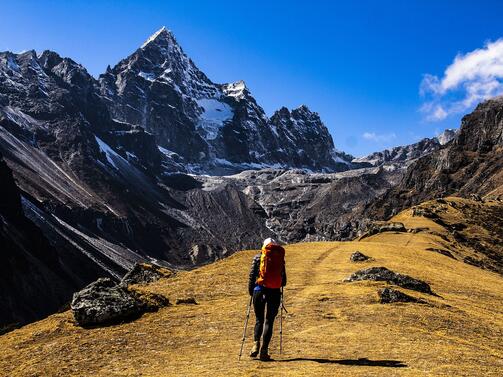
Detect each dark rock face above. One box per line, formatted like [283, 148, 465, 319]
[350, 251, 370, 262]
[71, 278, 168, 327]
[0, 153, 107, 330]
[267, 106, 353, 171]
[121, 263, 173, 286]
[378, 288, 425, 304]
[345, 267, 433, 295]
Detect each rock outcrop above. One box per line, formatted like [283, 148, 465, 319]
[350, 251, 370, 262]
[345, 267, 434, 295]
[359, 222, 406, 239]
[353, 137, 444, 167]
[378, 287, 425, 304]
[121, 263, 173, 286]
[71, 277, 169, 327]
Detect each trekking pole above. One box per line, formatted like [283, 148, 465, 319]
[238, 296, 253, 361]
[280, 287, 284, 355]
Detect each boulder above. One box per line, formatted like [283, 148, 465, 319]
[378, 288, 425, 304]
[344, 266, 434, 295]
[71, 278, 168, 327]
[350, 251, 370, 262]
[359, 222, 406, 240]
[121, 263, 173, 286]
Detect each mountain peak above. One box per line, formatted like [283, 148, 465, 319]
[222, 80, 247, 99]
[295, 104, 313, 114]
[140, 26, 174, 49]
[436, 128, 457, 145]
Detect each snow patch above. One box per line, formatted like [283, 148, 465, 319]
[138, 71, 155, 82]
[196, 98, 233, 140]
[95, 136, 128, 170]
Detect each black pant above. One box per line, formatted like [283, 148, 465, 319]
[253, 288, 281, 352]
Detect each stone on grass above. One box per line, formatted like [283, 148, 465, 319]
[350, 251, 370, 262]
[344, 266, 434, 295]
[71, 277, 168, 327]
[359, 222, 406, 239]
[121, 263, 173, 286]
[378, 288, 426, 304]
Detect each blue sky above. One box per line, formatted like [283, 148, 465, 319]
[2, 1, 503, 156]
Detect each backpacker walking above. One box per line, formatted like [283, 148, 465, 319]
[248, 238, 287, 361]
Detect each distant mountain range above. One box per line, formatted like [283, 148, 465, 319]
[1, 27, 498, 330]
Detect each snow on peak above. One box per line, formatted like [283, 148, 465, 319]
[223, 80, 246, 99]
[141, 26, 173, 49]
[436, 128, 457, 145]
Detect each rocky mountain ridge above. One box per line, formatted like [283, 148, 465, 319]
[353, 129, 457, 167]
[366, 97, 503, 220]
[98, 27, 353, 174]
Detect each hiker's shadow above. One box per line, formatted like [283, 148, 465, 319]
[279, 357, 407, 368]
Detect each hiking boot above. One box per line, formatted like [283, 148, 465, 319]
[249, 341, 260, 357]
[259, 350, 271, 361]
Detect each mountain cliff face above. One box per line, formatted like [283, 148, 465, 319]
[98, 27, 352, 173]
[366, 97, 503, 219]
[0, 154, 108, 331]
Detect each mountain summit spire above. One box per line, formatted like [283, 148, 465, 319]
[141, 26, 173, 49]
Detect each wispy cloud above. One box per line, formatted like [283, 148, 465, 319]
[420, 38, 503, 121]
[362, 132, 397, 143]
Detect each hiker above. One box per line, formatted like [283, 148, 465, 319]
[248, 237, 287, 361]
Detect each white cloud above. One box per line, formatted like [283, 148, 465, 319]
[420, 38, 503, 121]
[362, 132, 397, 143]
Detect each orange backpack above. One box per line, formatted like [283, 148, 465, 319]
[257, 244, 285, 289]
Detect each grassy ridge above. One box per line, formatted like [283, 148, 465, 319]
[0, 198, 502, 376]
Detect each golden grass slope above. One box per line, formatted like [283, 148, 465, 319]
[0, 198, 502, 376]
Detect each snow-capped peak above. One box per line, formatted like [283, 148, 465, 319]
[223, 80, 247, 99]
[141, 26, 173, 49]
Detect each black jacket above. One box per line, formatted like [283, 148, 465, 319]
[248, 253, 287, 295]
